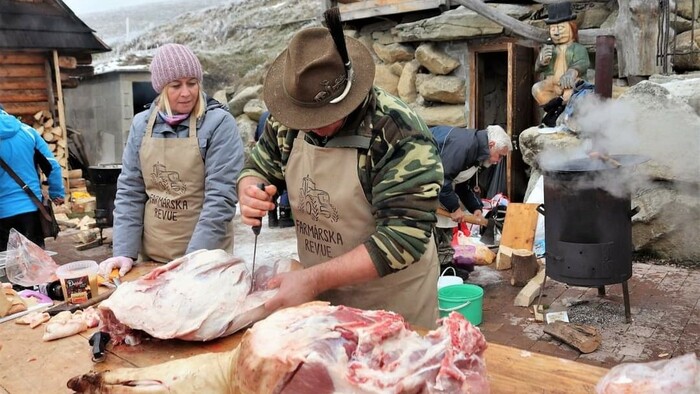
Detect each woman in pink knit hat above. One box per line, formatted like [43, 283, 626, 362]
[99, 43, 245, 276]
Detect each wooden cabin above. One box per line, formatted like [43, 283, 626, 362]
[0, 0, 110, 188]
[64, 68, 157, 165]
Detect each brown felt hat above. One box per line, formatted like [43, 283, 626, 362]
[263, 27, 375, 130]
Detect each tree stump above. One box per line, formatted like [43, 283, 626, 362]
[510, 249, 539, 286]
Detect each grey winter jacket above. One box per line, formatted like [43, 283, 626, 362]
[112, 97, 244, 260]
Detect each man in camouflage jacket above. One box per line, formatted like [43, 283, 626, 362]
[239, 86, 444, 327]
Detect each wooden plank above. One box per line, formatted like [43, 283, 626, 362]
[0, 89, 48, 103]
[0, 77, 47, 90]
[0, 64, 45, 78]
[0, 52, 45, 65]
[53, 50, 69, 195]
[499, 203, 539, 250]
[514, 268, 546, 307]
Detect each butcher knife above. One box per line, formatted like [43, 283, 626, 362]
[45, 287, 116, 316]
[250, 183, 266, 292]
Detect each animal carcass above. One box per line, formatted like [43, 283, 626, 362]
[99, 249, 295, 343]
[68, 302, 489, 393]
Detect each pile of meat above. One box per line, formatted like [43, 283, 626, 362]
[68, 302, 489, 393]
[99, 249, 295, 344]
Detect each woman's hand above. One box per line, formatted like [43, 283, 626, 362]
[99, 256, 134, 277]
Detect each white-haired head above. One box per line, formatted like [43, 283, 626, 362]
[486, 125, 513, 152]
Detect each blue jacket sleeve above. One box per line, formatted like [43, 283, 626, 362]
[186, 112, 244, 253]
[111, 119, 147, 259]
[29, 127, 64, 199]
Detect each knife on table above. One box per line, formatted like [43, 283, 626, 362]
[45, 288, 116, 316]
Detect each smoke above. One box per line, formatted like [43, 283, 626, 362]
[537, 82, 700, 197]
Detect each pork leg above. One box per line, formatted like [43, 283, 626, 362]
[68, 347, 240, 394]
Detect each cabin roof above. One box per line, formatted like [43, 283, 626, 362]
[0, 0, 110, 54]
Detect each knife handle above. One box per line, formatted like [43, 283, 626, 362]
[252, 183, 266, 235]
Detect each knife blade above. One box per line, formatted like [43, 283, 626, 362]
[250, 182, 266, 292]
[45, 288, 116, 316]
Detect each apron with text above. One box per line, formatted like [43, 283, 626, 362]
[286, 132, 439, 328]
[139, 107, 232, 262]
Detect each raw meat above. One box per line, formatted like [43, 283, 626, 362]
[99, 249, 296, 343]
[596, 353, 700, 394]
[68, 302, 489, 393]
[43, 311, 88, 341]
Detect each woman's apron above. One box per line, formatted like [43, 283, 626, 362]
[286, 132, 439, 328]
[139, 107, 232, 262]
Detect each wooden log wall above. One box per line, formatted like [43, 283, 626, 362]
[0, 50, 89, 121]
[0, 50, 92, 196]
[0, 51, 51, 119]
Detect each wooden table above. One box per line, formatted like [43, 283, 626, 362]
[0, 264, 608, 393]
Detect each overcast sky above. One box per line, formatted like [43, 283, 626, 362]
[63, 0, 167, 15]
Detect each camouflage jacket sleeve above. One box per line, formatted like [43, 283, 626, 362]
[365, 88, 443, 276]
[238, 88, 444, 277]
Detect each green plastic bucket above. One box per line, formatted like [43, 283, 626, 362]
[438, 284, 484, 325]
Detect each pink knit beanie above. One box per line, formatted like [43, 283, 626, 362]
[150, 43, 203, 93]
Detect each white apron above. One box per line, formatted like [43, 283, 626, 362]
[286, 131, 439, 328]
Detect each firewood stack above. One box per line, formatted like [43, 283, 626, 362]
[33, 110, 67, 166]
[32, 110, 70, 191]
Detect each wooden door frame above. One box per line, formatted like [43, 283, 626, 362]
[469, 39, 534, 202]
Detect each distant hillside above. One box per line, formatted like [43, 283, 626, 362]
[84, 0, 322, 93]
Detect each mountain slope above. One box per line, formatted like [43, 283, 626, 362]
[84, 0, 323, 91]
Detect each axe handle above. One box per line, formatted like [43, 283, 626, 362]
[436, 207, 489, 226]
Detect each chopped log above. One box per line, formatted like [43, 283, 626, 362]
[69, 178, 86, 189]
[42, 131, 56, 142]
[59, 157, 67, 167]
[34, 110, 44, 121]
[543, 321, 602, 354]
[514, 269, 546, 307]
[34, 125, 44, 134]
[55, 146, 65, 159]
[496, 245, 513, 270]
[48, 143, 57, 152]
[66, 169, 83, 179]
[0, 77, 47, 90]
[57, 56, 77, 69]
[57, 138, 67, 148]
[0, 89, 48, 103]
[50, 126, 62, 136]
[43, 118, 53, 128]
[511, 249, 539, 286]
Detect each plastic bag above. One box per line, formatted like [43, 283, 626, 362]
[595, 353, 699, 394]
[451, 224, 496, 267]
[5, 229, 59, 287]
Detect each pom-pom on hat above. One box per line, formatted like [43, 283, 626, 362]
[150, 43, 203, 93]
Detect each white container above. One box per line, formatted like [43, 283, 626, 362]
[438, 266, 464, 289]
[55, 260, 99, 304]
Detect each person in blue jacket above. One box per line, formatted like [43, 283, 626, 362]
[0, 109, 65, 251]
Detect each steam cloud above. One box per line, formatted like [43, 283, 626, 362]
[538, 82, 700, 197]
